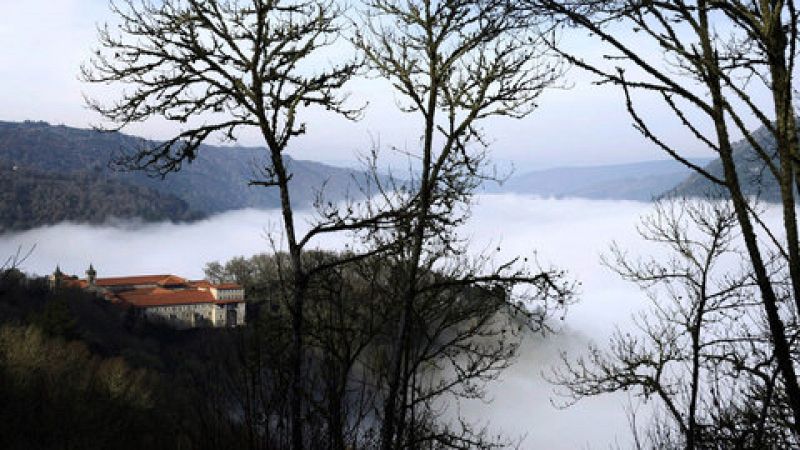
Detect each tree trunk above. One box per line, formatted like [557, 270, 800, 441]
[698, 2, 800, 432]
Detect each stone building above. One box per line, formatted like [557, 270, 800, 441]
[54, 265, 246, 329]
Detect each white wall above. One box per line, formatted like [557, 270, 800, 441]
[143, 303, 216, 329]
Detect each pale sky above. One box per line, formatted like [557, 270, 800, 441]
[0, 0, 722, 171]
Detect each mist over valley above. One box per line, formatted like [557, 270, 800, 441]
[1, 194, 689, 448]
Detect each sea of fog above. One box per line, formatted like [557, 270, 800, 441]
[0, 194, 687, 448]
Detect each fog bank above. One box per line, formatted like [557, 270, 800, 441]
[1, 194, 661, 448]
[460, 196, 652, 448]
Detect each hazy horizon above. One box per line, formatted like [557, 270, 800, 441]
[0, 1, 728, 173]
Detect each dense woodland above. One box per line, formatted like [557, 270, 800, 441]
[0, 120, 372, 230]
[0, 161, 200, 231]
[0, 268, 196, 450]
[0, 249, 533, 449]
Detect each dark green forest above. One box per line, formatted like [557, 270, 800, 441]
[0, 121, 372, 231]
[0, 161, 201, 231]
[0, 269, 195, 450]
[0, 251, 525, 450]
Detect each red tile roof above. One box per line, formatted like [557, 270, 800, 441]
[116, 288, 218, 308]
[189, 280, 212, 289]
[69, 272, 244, 308]
[94, 275, 185, 287]
[159, 275, 188, 286]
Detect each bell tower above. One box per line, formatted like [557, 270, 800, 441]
[86, 263, 97, 287]
[49, 265, 63, 290]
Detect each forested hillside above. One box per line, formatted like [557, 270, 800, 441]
[0, 269, 242, 449]
[0, 121, 371, 230]
[671, 124, 785, 201]
[0, 161, 200, 232]
[496, 159, 711, 201]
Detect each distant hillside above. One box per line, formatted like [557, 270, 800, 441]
[495, 159, 712, 201]
[671, 125, 783, 201]
[0, 161, 201, 232]
[0, 121, 372, 230]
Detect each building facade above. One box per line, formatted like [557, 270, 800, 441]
[55, 266, 246, 330]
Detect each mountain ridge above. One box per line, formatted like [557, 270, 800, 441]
[492, 158, 713, 201]
[5, 119, 783, 232]
[0, 120, 374, 231]
[670, 124, 784, 201]
[0, 159, 202, 232]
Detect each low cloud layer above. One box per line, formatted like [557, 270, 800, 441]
[0, 194, 678, 448]
[461, 195, 654, 448]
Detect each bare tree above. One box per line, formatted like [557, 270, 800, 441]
[84, 1, 573, 447]
[352, 1, 570, 447]
[1, 245, 34, 273]
[551, 198, 799, 449]
[203, 247, 562, 449]
[526, 0, 800, 434]
[0, 245, 34, 290]
[82, 2, 403, 448]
